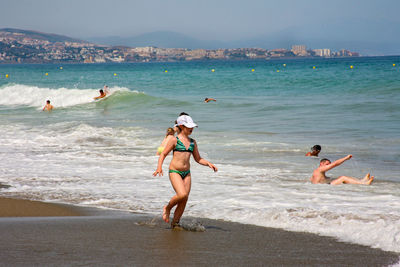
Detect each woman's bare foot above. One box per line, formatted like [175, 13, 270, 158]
[366, 176, 374, 185]
[162, 205, 170, 223]
[362, 173, 370, 182]
[171, 221, 181, 229]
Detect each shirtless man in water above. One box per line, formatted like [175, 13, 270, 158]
[204, 97, 216, 103]
[310, 155, 374, 185]
[94, 89, 106, 100]
[306, 145, 321, 157]
[42, 100, 54, 111]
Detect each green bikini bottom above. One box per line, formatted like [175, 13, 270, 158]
[169, 169, 191, 179]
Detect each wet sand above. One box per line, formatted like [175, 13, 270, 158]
[0, 197, 398, 266]
[0, 197, 82, 217]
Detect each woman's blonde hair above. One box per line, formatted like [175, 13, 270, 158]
[166, 127, 175, 136]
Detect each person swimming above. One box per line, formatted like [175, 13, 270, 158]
[153, 114, 218, 228]
[157, 127, 175, 155]
[204, 97, 217, 103]
[94, 89, 106, 100]
[306, 145, 321, 157]
[42, 100, 54, 111]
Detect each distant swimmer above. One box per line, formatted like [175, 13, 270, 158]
[157, 127, 176, 155]
[42, 100, 54, 111]
[204, 97, 216, 103]
[310, 155, 374, 185]
[306, 145, 321, 157]
[94, 89, 106, 100]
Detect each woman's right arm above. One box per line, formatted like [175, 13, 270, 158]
[153, 137, 176, 176]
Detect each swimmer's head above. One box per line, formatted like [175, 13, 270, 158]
[204, 98, 209, 101]
[320, 158, 331, 165]
[312, 145, 321, 152]
[309, 145, 321, 156]
[46, 100, 51, 104]
[99, 89, 104, 94]
[166, 127, 175, 136]
[179, 112, 189, 116]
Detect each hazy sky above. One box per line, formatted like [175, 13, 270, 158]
[1, 0, 400, 41]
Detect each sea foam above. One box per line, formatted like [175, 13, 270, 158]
[0, 84, 130, 108]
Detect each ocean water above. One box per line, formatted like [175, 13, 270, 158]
[1, 57, 400, 253]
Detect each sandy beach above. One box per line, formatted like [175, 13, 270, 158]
[0, 197, 82, 217]
[0, 197, 398, 266]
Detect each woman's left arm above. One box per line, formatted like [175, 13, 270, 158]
[192, 140, 218, 172]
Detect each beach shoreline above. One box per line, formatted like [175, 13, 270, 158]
[0, 196, 398, 266]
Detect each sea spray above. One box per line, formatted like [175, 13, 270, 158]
[0, 84, 130, 108]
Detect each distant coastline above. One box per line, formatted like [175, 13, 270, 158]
[1, 28, 362, 64]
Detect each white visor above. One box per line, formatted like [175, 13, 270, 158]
[175, 115, 198, 128]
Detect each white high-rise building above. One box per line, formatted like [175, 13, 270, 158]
[291, 45, 307, 56]
[312, 49, 331, 57]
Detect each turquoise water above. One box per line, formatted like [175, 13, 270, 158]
[1, 57, 400, 252]
[1, 57, 399, 178]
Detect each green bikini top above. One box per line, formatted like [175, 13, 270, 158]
[173, 137, 194, 153]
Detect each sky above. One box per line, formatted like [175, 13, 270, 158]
[1, 0, 400, 54]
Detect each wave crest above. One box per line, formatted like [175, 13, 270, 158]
[0, 84, 132, 108]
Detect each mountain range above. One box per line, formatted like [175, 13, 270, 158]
[0, 28, 87, 44]
[88, 18, 400, 56]
[89, 31, 227, 50]
[2, 19, 400, 56]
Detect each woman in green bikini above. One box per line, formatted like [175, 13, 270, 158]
[153, 114, 218, 227]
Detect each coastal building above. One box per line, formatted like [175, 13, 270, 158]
[335, 49, 360, 57]
[155, 48, 187, 61]
[312, 48, 331, 57]
[0, 29, 362, 63]
[266, 48, 293, 58]
[244, 48, 266, 59]
[207, 49, 225, 59]
[83, 56, 94, 63]
[291, 45, 308, 56]
[184, 49, 207, 60]
[130, 47, 155, 57]
[94, 56, 106, 63]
